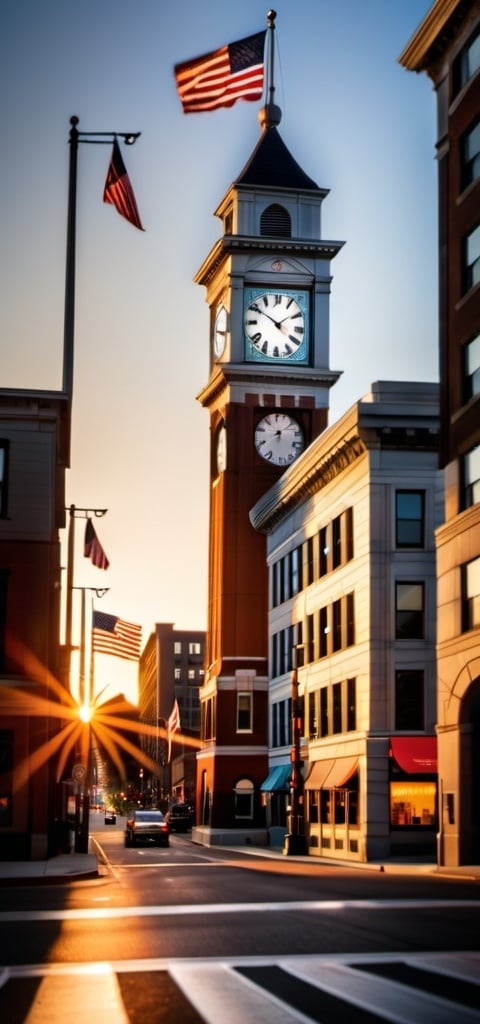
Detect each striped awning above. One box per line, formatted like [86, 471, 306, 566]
[305, 757, 358, 790]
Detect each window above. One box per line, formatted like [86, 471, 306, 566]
[346, 593, 355, 647]
[188, 642, 201, 655]
[332, 682, 342, 733]
[345, 507, 354, 562]
[237, 692, 252, 732]
[464, 333, 480, 401]
[453, 26, 480, 93]
[174, 641, 182, 655]
[291, 546, 302, 595]
[396, 491, 424, 547]
[0, 443, 8, 518]
[174, 668, 181, 680]
[332, 515, 342, 569]
[463, 555, 480, 631]
[260, 203, 291, 238]
[461, 117, 480, 191]
[320, 687, 328, 737]
[319, 526, 328, 576]
[463, 223, 480, 293]
[395, 669, 424, 730]
[332, 599, 342, 651]
[390, 781, 436, 828]
[395, 582, 424, 639]
[188, 669, 196, 680]
[464, 443, 480, 508]
[317, 606, 329, 655]
[347, 678, 356, 732]
[234, 778, 254, 819]
[308, 690, 318, 738]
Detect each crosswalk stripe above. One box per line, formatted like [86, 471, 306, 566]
[2, 952, 479, 1023]
[23, 968, 129, 1024]
[281, 959, 480, 1024]
[170, 962, 314, 1024]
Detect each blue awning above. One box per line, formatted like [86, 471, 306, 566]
[260, 764, 291, 792]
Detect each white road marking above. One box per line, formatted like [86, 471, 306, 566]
[0, 898, 477, 924]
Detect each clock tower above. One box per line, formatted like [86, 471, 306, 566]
[194, 73, 344, 840]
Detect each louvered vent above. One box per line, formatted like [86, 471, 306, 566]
[260, 203, 291, 238]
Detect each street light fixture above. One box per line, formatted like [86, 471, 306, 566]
[283, 644, 307, 856]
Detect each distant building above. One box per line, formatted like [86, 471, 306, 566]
[251, 382, 442, 861]
[400, 0, 480, 866]
[138, 623, 204, 807]
[0, 388, 69, 860]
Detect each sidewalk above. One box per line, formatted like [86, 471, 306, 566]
[0, 852, 99, 884]
[0, 839, 479, 884]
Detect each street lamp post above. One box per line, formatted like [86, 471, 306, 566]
[283, 645, 307, 856]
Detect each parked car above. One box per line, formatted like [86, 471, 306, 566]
[125, 809, 170, 847]
[104, 809, 116, 825]
[166, 803, 192, 833]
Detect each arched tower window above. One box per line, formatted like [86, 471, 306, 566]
[260, 203, 291, 238]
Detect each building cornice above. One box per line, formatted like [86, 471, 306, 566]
[250, 432, 366, 533]
[197, 363, 341, 409]
[399, 0, 473, 72]
[194, 236, 344, 289]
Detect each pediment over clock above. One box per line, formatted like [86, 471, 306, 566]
[243, 254, 312, 278]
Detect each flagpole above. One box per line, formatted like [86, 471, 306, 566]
[62, 116, 142, 402]
[260, 11, 281, 130]
[64, 505, 108, 694]
[63, 118, 79, 401]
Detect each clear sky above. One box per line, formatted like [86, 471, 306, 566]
[2, 1, 437, 702]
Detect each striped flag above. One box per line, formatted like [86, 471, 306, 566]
[84, 518, 109, 571]
[103, 137, 144, 230]
[174, 31, 266, 114]
[92, 611, 142, 661]
[167, 698, 181, 762]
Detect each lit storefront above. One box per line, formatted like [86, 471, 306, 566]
[389, 737, 437, 853]
[305, 757, 360, 860]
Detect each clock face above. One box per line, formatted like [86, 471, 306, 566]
[244, 289, 309, 362]
[214, 305, 227, 358]
[216, 424, 227, 473]
[254, 413, 304, 466]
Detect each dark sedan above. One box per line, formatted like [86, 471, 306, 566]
[125, 809, 170, 847]
[166, 803, 193, 833]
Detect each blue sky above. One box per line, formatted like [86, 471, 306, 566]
[2, 1, 436, 699]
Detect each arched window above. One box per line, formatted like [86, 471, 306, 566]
[260, 203, 291, 238]
[234, 778, 254, 819]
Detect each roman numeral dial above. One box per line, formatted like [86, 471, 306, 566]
[244, 290, 307, 361]
[254, 413, 305, 466]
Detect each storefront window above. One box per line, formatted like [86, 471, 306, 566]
[390, 781, 436, 827]
[308, 789, 319, 823]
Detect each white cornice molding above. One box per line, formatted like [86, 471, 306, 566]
[399, 0, 470, 70]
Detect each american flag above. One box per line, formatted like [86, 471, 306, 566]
[103, 137, 144, 230]
[84, 518, 109, 571]
[174, 31, 266, 114]
[92, 611, 142, 661]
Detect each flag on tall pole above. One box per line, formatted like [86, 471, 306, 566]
[174, 30, 266, 114]
[92, 611, 142, 661]
[84, 518, 110, 570]
[167, 699, 181, 762]
[103, 137, 144, 230]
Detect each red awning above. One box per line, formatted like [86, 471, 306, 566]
[390, 737, 437, 774]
